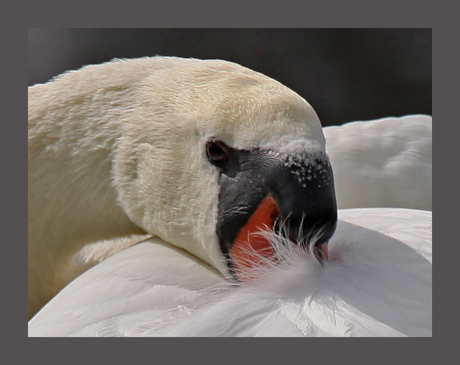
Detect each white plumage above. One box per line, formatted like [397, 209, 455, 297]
[28, 57, 432, 336]
[28, 208, 431, 337]
[325, 115, 432, 211]
[28, 56, 327, 318]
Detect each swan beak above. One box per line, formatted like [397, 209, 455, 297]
[216, 149, 337, 281]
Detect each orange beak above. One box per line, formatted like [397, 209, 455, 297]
[229, 195, 279, 282]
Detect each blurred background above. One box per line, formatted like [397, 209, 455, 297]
[28, 28, 431, 127]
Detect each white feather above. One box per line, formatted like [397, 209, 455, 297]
[28, 57, 432, 336]
[28, 56, 326, 318]
[28, 208, 431, 337]
[325, 115, 432, 210]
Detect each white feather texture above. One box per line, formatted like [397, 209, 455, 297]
[28, 56, 325, 318]
[325, 115, 432, 211]
[28, 57, 432, 335]
[28, 208, 431, 337]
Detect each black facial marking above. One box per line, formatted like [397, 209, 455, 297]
[212, 145, 338, 273]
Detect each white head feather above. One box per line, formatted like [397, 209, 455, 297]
[28, 56, 326, 318]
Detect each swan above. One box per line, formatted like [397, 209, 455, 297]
[28, 207, 432, 337]
[324, 115, 432, 211]
[28, 57, 432, 336]
[28, 56, 337, 319]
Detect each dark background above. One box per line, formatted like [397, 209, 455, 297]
[28, 28, 431, 127]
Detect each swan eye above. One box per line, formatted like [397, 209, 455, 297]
[206, 140, 229, 166]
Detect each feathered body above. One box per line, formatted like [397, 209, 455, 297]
[28, 57, 432, 334]
[28, 208, 432, 337]
[325, 115, 432, 210]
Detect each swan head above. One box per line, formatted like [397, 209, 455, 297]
[113, 58, 337, 280]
